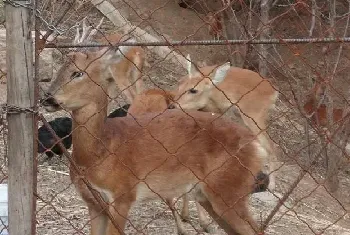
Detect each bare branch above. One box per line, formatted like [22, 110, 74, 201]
[309, 0, 317, 37]
[91, 0, 188, 68]
[86, 17, 105, 41]
[80, 17, 92, 43]
[329, 0, 336, 38]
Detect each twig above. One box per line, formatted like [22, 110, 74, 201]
[47, 168, 69, 176]
[38, 2, 71, 52]
[329, 0, 336, 38]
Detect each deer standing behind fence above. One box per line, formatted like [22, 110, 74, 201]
[67, 18, 213, 234]
[303, 79, 349, 193]
[170, 56, 279, 192]
[42, 38, 268, 235]
[127, 88, 214, 234]
[205, 12, 223, 40]
[127, 88, 269, 234]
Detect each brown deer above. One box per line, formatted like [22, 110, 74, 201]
[205, 12, 223, 40]
[127, 89, 175, 116]
[72, 17, 145, 103]
[42, 43, 267, 235]
[127, 89, 214, 233]
[303, 80, 348, 192]
[303, 81, 344, 129]
[170, 55, 279, 192]
[51, 19, 209, 233]
[127, 88, 270, 234]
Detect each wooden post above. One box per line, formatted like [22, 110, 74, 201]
[5, 1, 36, 235]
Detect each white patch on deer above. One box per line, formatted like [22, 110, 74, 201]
[90, 183, 114, 203]
[253, 140, 269, 163]
[252, 140, 270, 173]
[135, 181, 197, 202]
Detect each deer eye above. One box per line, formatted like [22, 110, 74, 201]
[71, 71, 84, 79]
[188, 88, 198, 94]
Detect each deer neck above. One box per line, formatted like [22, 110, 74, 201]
[71, 100, 108, 166]
[206, 89, 231, 113]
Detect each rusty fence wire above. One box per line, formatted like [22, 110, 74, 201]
[1, 0, 350, 234]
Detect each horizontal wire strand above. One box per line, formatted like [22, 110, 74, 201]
[44, 36, 350, 48]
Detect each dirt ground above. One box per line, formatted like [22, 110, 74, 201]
[1, 0, 350, 234]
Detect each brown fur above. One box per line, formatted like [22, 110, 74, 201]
[172, 64, 279, 191]
[128, 89, 213, 234]
[43, 48, 265, 235]
[128, 89, 175, 117]
[94, 33, 145, 103]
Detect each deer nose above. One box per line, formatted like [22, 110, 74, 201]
[252, 171, 269, 193]
[41, 92, 58, 107]
[168, 104, 176, 109]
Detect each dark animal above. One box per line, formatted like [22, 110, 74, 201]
[38, 104, 130, 159]
[38, 117, 72, 159]
[106, 104, 130, 118]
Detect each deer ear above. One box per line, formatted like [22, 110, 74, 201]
[186, 54, 199, 79]
[211, 62, 230, 85]
[66, 52, 76, 62]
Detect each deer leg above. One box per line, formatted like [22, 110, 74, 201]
[199, 189, 258, 235]
[182, 194, 215, 233]
[180, 194, 190, 222]
[167, 198, 188, 235]
[198, 199, 237, 234]
[75, 177, 109, 235]
[325, 159, 340, 193]
[88, 203, 108, 235]
[195, 201, 215, 233]
[325, 137, 340, 193]
[105, 196, 133, 235]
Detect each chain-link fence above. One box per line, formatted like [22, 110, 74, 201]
[1, 0, 350, 234]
